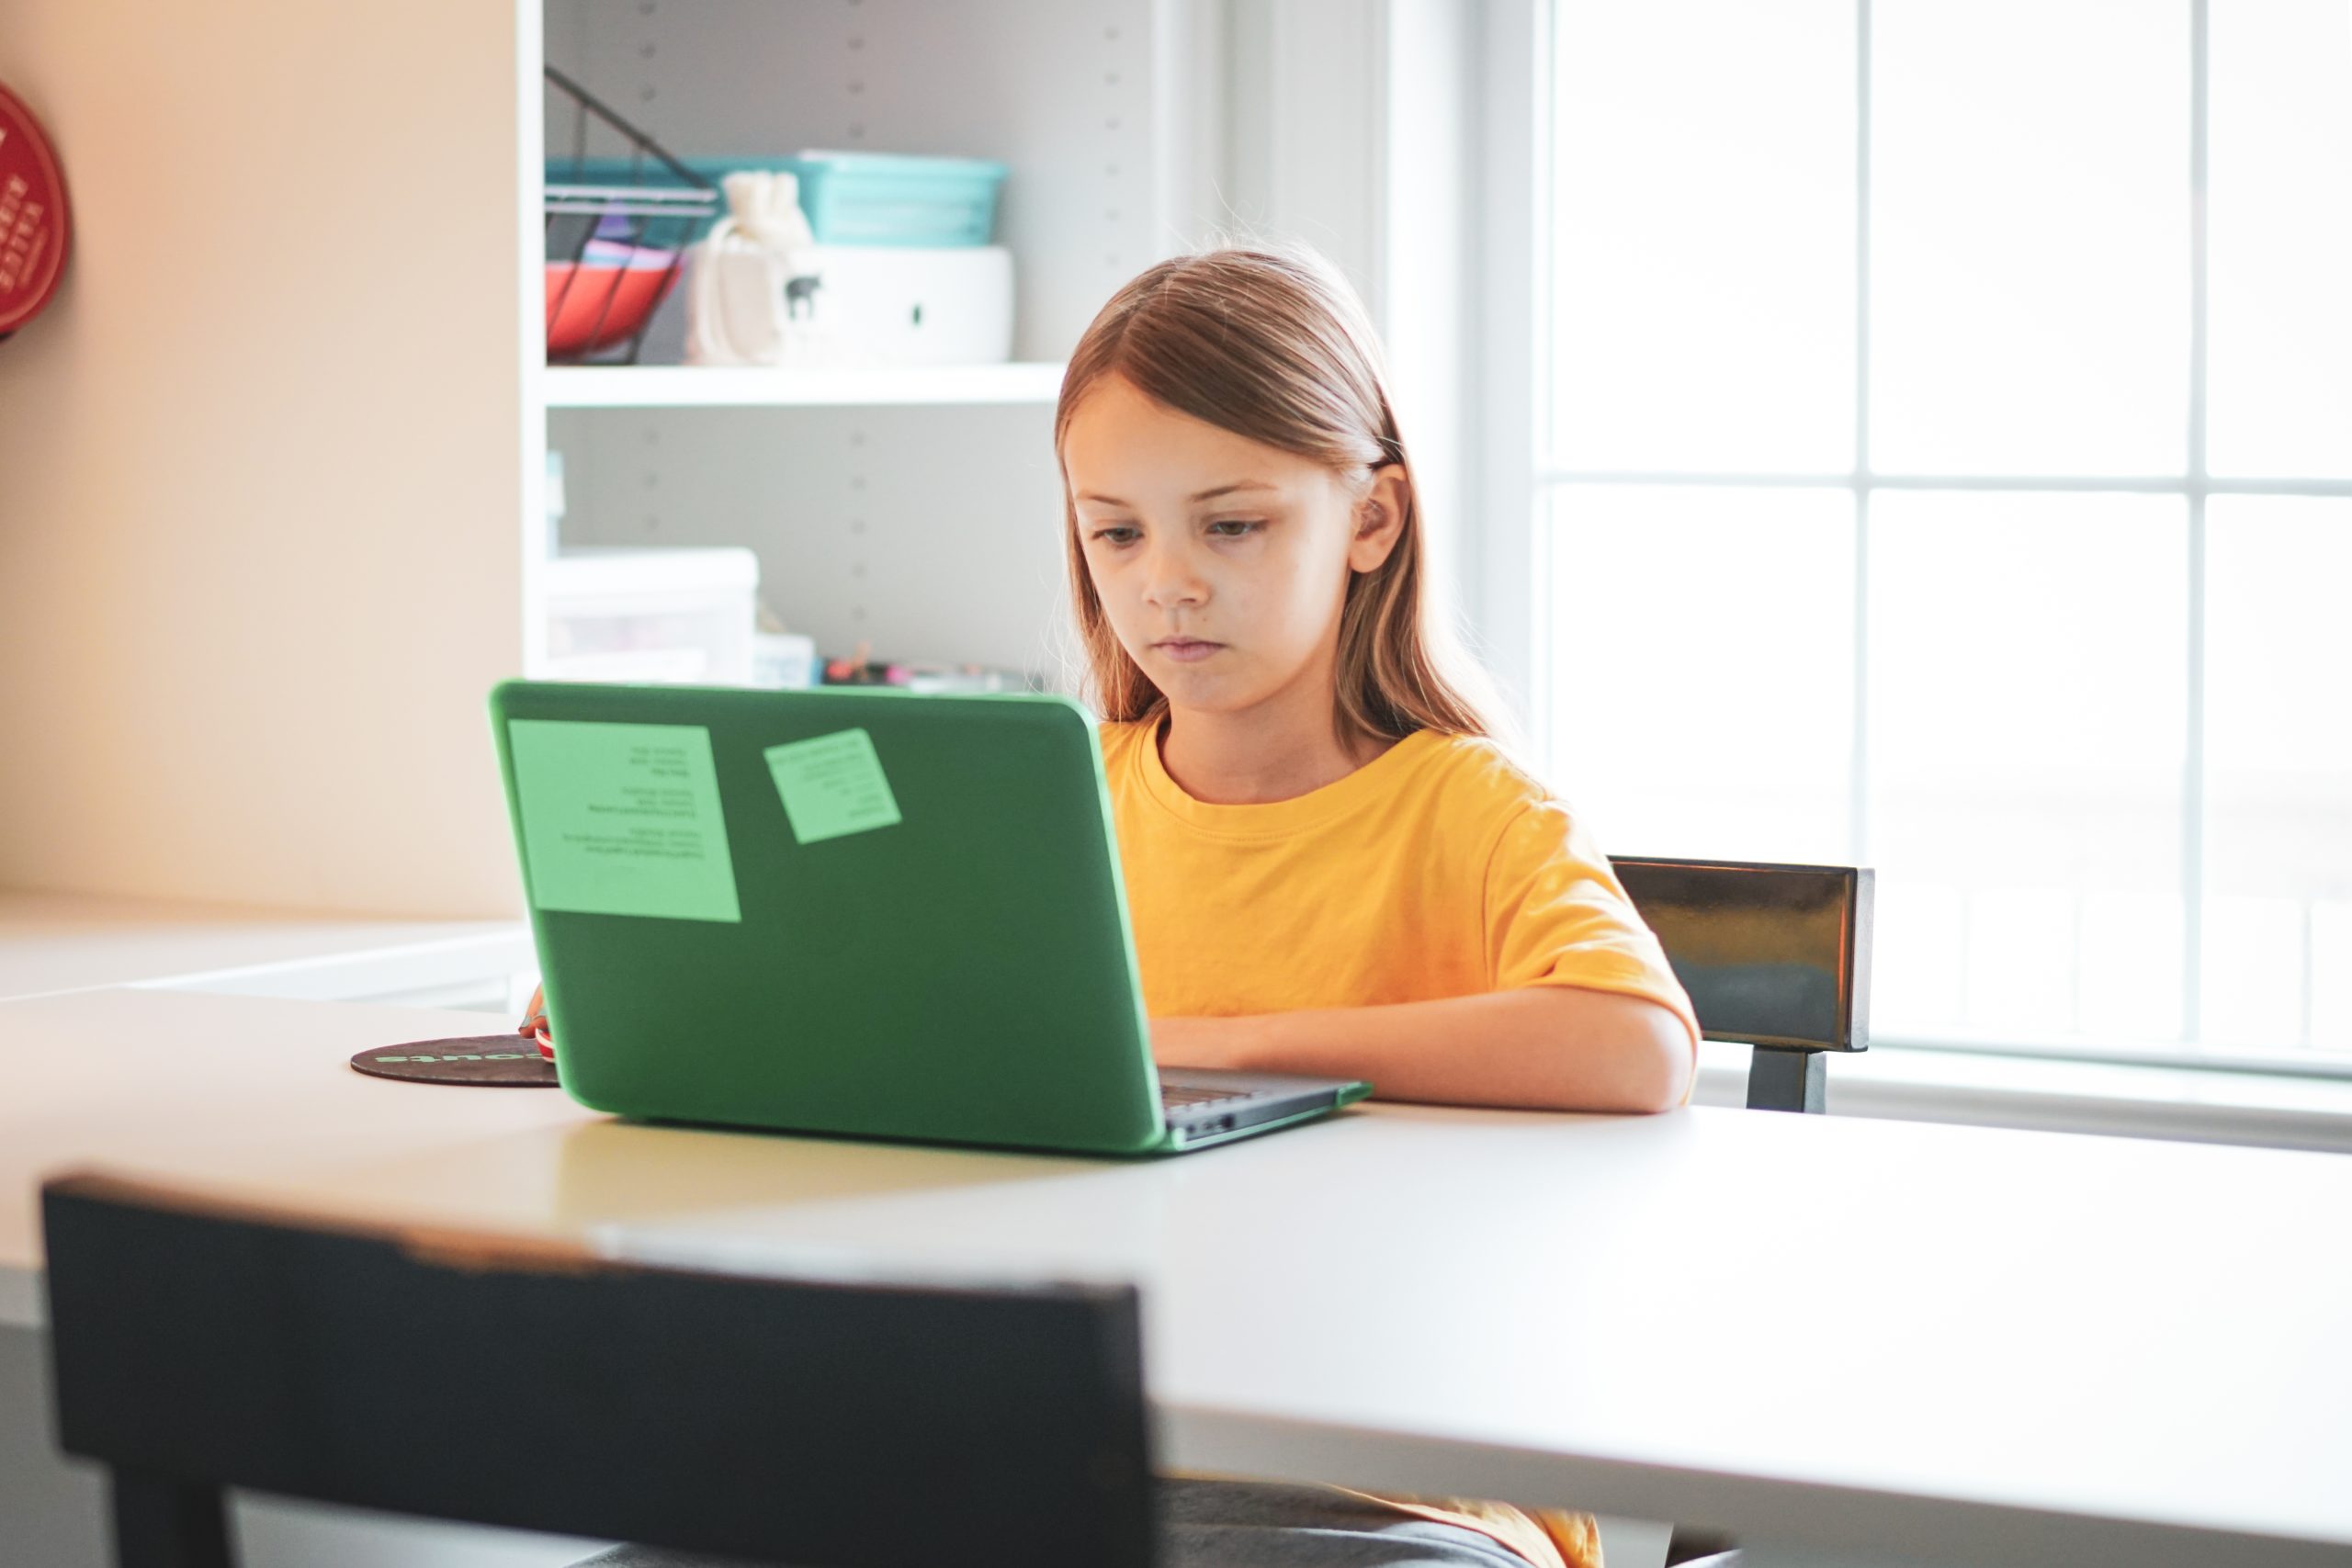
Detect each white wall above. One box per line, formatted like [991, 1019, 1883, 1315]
[0, 0, 533, 918]
[1218, 0, 1391, 310]
[1209, 0, 1492, 710]
[1381, 0, 1483, 677]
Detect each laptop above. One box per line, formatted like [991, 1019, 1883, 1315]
[489, 680, 1371, 1154]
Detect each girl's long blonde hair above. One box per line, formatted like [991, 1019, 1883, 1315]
[1054, 243, 1506, 746]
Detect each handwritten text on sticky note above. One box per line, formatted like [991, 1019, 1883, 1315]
[764, 728, 904, 845]
[508, 719, 742, 922]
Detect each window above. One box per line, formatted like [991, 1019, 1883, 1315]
[1536, 0, 2352, 1069]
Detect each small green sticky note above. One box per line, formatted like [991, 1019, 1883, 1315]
[507, 719, 741, 922]
[765, 728, 903, 845]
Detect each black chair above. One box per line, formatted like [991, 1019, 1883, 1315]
[41, 1171, 1151, 1568]
[1616, 857, 1874, 1114]
[1618, 857, 1873, 1568]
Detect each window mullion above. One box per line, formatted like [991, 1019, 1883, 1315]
[1854, 0, 1875, 871]
[2184, 0, 2211, 1048]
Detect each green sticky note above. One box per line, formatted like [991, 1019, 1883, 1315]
[507, 719, 742, 922]
[765, 728, 903, 845]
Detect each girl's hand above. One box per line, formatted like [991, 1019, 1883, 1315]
[518, 984, 553, 1060]
[1148, 1015, 1256, 1072]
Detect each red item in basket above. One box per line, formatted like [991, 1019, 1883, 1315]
[546, 254, 681, 358]
[0, 81, 71, 339]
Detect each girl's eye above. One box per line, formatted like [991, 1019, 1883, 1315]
[1090, 525, 1142, 547]
[1207, 519, 1265, 538]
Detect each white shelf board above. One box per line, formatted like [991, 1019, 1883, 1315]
[541, 362, 1067, 410]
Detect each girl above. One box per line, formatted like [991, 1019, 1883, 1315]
[1054, 244, 1700, 1568]
[1060, 243, 1695, 1117]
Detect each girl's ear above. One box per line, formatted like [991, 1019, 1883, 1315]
[1349, 464, 1410, 574]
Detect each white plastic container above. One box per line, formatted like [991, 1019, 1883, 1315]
[786, 243, 1014, 367]
[542, 547, 759, 685]
[750, 630, 818, 689]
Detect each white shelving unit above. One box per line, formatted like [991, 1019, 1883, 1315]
[529, 0, 1219, 682]
[542, 362, 1068, 411]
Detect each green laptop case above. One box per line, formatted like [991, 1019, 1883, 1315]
[488, 681, 1168, 1154]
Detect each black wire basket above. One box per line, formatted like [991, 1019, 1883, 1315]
[543, 66, 718, 366]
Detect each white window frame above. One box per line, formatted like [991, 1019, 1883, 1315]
[1478, 0, 2352, 1079]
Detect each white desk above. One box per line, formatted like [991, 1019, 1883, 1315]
[4, 987, 2350, 1568]
[0, 904, 533, 1568]
[0, 889, 530, 1005]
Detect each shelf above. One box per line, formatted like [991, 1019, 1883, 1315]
[541, 362, 1068, 410]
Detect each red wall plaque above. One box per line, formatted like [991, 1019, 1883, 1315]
[0, 81, 70, 339]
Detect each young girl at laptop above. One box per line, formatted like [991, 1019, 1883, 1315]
[1050, 245, 1702, 1568]
[1059, 244, 1697, 1121]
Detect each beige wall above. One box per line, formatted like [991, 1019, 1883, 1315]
[0, 1, 532, 917]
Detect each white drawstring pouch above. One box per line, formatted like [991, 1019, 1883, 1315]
[684, 170, 831, 367]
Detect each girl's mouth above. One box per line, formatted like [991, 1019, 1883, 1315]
[1152, 638, 1225, 663]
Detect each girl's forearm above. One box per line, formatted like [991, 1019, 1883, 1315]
[1155, 987, 1694, 1114]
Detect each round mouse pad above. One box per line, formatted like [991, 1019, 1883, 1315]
[350, 1036, 560, 1087]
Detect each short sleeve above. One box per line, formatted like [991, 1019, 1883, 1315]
[1482, 800, 1702, 1055]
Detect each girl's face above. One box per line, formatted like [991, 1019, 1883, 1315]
[1063, 374, 1403, 722]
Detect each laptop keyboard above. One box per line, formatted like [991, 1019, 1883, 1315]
[1160, 1083, 1256, 1110]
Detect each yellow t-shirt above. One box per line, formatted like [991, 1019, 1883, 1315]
[1102, 719, 1699, 1046]
[1102, 719, 1700, 1568]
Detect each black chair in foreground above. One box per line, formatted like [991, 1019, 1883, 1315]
[42, 1171, 1151, 1568]
[1616, 857, 1874, 1114]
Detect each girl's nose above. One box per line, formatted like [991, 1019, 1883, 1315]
[1141, 540, 1208, 609]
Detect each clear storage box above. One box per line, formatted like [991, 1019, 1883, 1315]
[547, 151, 1007, 247]
[542, 547, 759, 685]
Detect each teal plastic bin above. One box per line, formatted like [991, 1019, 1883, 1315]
[544, 151, 1006, 248]
[787, 152, 1006, 246]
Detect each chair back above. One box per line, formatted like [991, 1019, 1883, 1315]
[42, 1171, 1153, 1568]
[1614, 857, 1873, 1111]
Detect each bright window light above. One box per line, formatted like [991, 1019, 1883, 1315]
[2203, 497, 2352, 1050]
[1551, 0, 1856, 474]
[1543, 0, 2352, 1068]
[2206, 0, 2352, 478]
[1871, 0, 2190, 477]
[1867, 491, 2188, 1043]
[1547, 485, 1854, 863]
